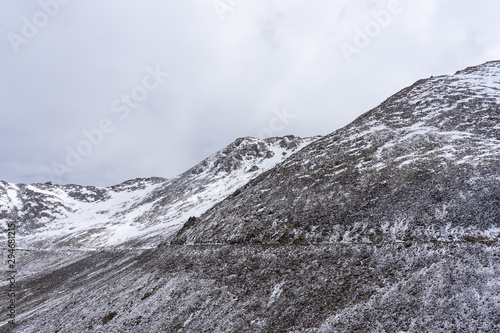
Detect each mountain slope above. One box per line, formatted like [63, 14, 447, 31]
[3, 61, 500, 333]
[0, 136, 317, 249]
[172, 61, 500, 245]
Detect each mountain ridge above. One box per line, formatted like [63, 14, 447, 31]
[0, 135, 318, 250]
[1, 61, 499, 332]
[170, 60, 500, 245]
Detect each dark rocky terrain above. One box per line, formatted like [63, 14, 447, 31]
[1, 61, 499, 332]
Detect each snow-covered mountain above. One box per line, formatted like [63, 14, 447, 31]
[0, 135, 317, 249]
[2, 61, 500, 332]
[173, 61, 500, 245]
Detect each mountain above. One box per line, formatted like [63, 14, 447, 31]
[172, 61, 500, 245]
[2, 61, 499, 332]
[0, 136, 317, 250]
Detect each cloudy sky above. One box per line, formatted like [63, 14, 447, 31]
[1, 0, 499, 186]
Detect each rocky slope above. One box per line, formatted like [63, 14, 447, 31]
[11, 243, 500, 332]
[2, 61, 499, 332]
[173, 61, 500, 245]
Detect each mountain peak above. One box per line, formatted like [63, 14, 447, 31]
[454, 59, 500, 75]
[188, 135, 318, 176]
[0, 135, 319, 249]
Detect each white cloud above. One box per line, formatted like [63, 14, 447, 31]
[0, 0, 499, 186]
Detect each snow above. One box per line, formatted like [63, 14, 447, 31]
[2, 136, 319, 250]
[5, 183, 22, 210]
[19, 182, 166, 247]
[267, 281, 285, 307]
[4, 61, 500, 333]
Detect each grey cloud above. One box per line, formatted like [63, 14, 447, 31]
[0, 0, 499, 186]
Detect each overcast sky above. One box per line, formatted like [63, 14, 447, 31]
[1, 0, 499, 186]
